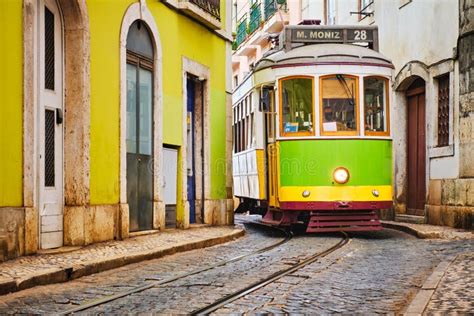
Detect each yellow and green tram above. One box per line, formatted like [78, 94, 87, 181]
[232, 26, 394, 232]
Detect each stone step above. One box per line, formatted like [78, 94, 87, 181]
[395, 214, 426, 225]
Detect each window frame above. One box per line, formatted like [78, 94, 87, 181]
[363, 76, 390, 137]
[436, 73, 450, 147]
[278, 75, 316, 138]
[319, 74, 360, 137]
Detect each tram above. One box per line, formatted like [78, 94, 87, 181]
[232, 25, 394, 232]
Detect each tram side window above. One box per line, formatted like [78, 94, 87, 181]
[232, 93, 255, 153]
[321, 75, 358, 135]
[364, 77, 389, 135]
[280, 77, 314, 136]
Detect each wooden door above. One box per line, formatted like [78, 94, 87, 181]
[406, 80, 426, 215]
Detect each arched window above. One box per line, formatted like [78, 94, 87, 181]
[126, 20, 154, 232]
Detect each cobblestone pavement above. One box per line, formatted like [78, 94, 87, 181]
[215, 229, 473, 314]
[0, 226, 241, 281]
[0, 221, 294, 314]
[0, 220, 472, 314]
[425, 252, 474, 314]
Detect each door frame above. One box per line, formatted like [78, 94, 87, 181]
[119, 2, 164, 234]
[182, 57, 211, 227]
[23, 0, 90, 252]
[392, 62, 431, 216]
[37, 0, 65, 249]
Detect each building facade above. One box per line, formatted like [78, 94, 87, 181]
[232, 0, 473, 229]
[0, 0, 234, 262]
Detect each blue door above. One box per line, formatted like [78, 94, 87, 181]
[187, 77, 196, 223]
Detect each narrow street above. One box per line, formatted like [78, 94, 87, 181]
[0, 216, 471, 314]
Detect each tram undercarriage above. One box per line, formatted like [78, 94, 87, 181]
[237, 198, 387, 233]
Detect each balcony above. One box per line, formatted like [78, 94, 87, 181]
[232, 0, 288, 51]
[264, 0, 278, 20]
[235, 17, 247, 48]
[163, 0, 222, 29]
[189, 0, 220, 21]
[248, 2, 262, 35]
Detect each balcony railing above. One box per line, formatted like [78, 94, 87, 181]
[189, 0, 221, 21]
[264, 0, 277, 20]
[235, 17, 247, 48]
[248, 1, 262, 35]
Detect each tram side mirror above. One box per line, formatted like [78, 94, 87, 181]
[260, 87, 272, 113]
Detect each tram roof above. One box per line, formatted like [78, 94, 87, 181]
[254, 43, 393, 71]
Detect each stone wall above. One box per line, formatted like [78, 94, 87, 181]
[427, 179, 473, 229]
[427, 0, 474, 230]
[442, 0, 474, 229]
[0, 208, 25, 262]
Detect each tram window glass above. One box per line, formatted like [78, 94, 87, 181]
[320, 75, 358, 135]
[280, 77, 314, 136]
[250, 112, 255, 147]
[364, 77, 389, 135]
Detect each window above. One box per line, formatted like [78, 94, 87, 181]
[364, 77, 389, 136]
[280, 77, 314, 136]
[301, 0, 310, 19]
[232, 92, 254, 153]
[399, 0, 412, 9]
[126, 21, 154, 155]
[359, 0, 373, 21]
[320, 75, 358, 136]
[437, 74, 450, 147]
[233, 74, 239, 88]
[326, 0, 336, 25]
[44, 7, 55, 90]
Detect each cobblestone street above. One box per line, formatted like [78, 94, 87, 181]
[0, 218, 472, 314]
[425, 252, 474, 314]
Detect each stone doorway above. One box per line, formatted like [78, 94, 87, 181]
[406, 77, 426, 216]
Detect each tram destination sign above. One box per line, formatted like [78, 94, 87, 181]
[282, 26, 379, 51]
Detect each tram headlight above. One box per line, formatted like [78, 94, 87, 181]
[333, 167, 350, 184]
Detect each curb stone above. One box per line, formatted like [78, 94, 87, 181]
[381, 222, 442, 239]
[0, 279, 16, 295]
[0, 228, 245, 296]
[404, 255, 457, 315]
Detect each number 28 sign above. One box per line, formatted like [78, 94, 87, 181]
[289, 27, 375, 43]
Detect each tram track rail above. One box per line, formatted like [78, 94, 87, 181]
[58, 219, 291, 315]
[191, 231, 349, 315]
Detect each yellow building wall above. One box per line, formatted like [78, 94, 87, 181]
[0, 0, 228, 207]
[0, 1, 23, 207]
[88, 0, 228, 205]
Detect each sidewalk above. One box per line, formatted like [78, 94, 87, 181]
[381, 220, 474, 240]
[386, 221, 474, 315]
[0, 226, 244, 296]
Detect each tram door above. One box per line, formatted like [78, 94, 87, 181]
[262, 87, 279, 207]
[406, 78, 426, 216]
